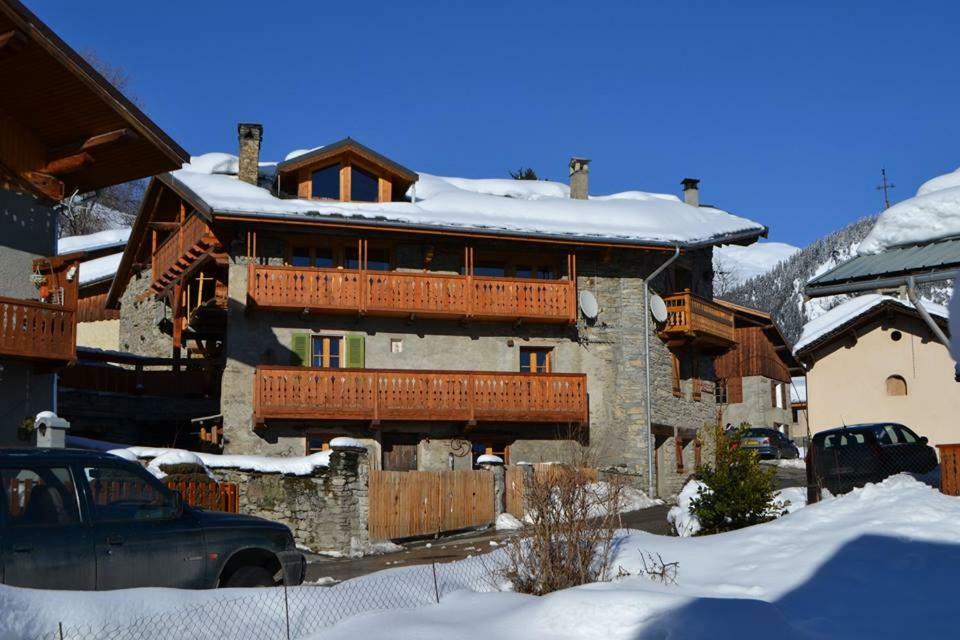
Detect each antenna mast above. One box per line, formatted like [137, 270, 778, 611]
[876, 168, 895, 210]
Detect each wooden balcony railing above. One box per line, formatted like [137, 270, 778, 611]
[248, 265, 576, 323]
[660, 291, 736, 346]
[0, 296, 75, 362]
[59, 351, 223, 398]
[151, 214, 215, 294]
[254, 367, 588, 425]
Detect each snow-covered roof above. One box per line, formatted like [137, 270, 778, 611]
[58, 227, 130, 255]
[168, 152, 766, 248]
[859, 167, 960, 254]
[794, 294, 948, 354]
[79, 252, 123, 286]
[714, 241, 800, 286]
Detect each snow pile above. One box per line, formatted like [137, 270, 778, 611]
[476, 454, 504, 464]
[328, 436, 365, 449]
[794, 293, 948, 353]
[495, 513, 524, 531]
[145, 450, 208, 479]
[172, 153, 765, 247]
[78, 252, 122, 286]
[761, 458, 807, 470]
[124, 446, 332, 475]
[714, 241, 801, 285]
[667, 479, 706, 536]
[859, 166, 960, 254]
[58, 228, 131, 255]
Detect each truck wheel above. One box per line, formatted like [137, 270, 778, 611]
[223, 565, 275, 588]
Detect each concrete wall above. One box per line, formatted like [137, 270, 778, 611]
[805, 313, 960, 450]
[215, 239, 717, 498]
[76, 319, 121, 351]
[722, 375, 793, 431]
[0, 189, 58, 442]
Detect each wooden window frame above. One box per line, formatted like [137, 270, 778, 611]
[284, 237, 395, 271]
[310, 334, 344, 369]
[519, 346, 553, 373]
[300, 155, 395, 203]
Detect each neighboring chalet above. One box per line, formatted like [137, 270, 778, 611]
[0, 0, 186, 443]
[713, 299, 803, 436]
[108, 124, 767, 497]
[795, 294, 959, 450]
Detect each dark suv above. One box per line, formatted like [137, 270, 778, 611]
[808, 423, 938, 494]
[0, 448, 305, 590]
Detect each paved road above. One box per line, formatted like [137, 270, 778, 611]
[305, 466, 805, 583]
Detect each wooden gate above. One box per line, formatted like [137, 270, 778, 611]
[369, 470, 495, 540]
[505, 464, 600, 519]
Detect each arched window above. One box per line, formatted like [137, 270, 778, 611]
[886, 375, 907, 397]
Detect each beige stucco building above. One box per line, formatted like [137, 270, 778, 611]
[795, 294, 960, 451]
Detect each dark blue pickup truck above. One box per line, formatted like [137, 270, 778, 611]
[0, 448, 305, 590]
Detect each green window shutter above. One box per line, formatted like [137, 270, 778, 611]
[291, 332, 310, 367]
[345, 334, 365, 369]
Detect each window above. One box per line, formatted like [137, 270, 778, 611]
[520, 347, 552, 373]
[886, 375, 907, 396]
[515, 265, 557, 280]
[351, 165, 379, 202]
[307, 437, 331, 454]
[289, 246, 335, 268]
[715, 379, 729, 404]
[2, 466, 80, 527]
[345, 246, 391, 271]
[83, 465, 176, 522]
[890, 330, 903, 342]
[311, 335, 343, 368]
[474, 261, 506, 277]
[311, 164, 341, 199]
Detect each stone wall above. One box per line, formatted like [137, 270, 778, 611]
[209, 445, 370, 554]
[119, 267, 173, 357]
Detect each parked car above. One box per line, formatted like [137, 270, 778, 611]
[736, 428, 800, 460]
[808, 423, 938, 494]
[0, 448, 305, 590]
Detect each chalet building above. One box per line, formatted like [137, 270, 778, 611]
[795, 294, 959, 450]
[713, 300, 803, 436]
[0, 0, 186, 443]
[108, 124, 767, 497]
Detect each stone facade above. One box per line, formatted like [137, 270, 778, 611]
[211, 232, 718, 498]
[119, 267, 173, 357]
[722, 375, 793, 431]
[210, 445, 370, 554]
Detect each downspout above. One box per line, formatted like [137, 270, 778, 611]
[644, 245, 681, 497]
[906, 276, 950, 346]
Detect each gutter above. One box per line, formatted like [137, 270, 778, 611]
[805, 269, 959, 298]
[906, 276, 950, 347]
[643, 246, 681, 497]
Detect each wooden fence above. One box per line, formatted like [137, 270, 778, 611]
[505, 464, 599, 519]
[369, 469, 495, 540]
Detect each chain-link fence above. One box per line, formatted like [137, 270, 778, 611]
[806, 423, 939, 503]
[33, 551, 507, 640]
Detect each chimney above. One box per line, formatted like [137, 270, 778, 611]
[237, 123, 263, 185]
[569, 157, 591, 200]
[681, 178, 700, 207]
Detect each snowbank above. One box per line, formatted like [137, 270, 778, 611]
[3, 476, 959, 640]
[495, 513, 524, 531]
[124, 446, 331, 475]
[794, 293, 947, 354]
[859, 166, 960, 254]
[667, 479, 706, 536]
[172, 153, 765, 247]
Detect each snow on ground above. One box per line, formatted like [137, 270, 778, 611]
[170, 153, 765, 247]
[794, 293, 948, 353]
[2, 477, 958, 640]
[713, 241, 800, 285]
[761, 458, 807, 470]
[495, 513, 524, 531]
[58, 227, 130, 255]
[859, 166, 960, 254]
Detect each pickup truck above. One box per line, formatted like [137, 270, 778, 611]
[0, 448, 305, 590]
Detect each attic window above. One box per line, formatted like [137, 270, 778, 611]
[312, 164, 341, 200]
[352, 165, 379, 202]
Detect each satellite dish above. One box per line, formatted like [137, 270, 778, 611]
[650, 294, 669, 323]
[579, 290, 599, 319]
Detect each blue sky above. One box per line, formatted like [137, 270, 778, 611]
[30, 0, 960, 247]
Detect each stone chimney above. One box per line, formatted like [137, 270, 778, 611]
[237, 123, 263, 185]
[569, 157, 591, 200]
[681, 178, 700, 207]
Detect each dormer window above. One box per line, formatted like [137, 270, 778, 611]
[277, 138, 419, 204]
[311, 164, 341, 200]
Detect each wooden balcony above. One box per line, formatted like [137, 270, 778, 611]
[0, 296, 75, 362]
[254, 367, 588, 426]
[248, 265, 576, 324]
[151, 214, 217, 294]
[660, 291, 736, 348]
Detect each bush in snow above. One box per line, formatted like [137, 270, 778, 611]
[688, 425, 784, 535]
[500, 463, 625, 595]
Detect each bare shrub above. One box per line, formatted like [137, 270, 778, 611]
[500, 464, 626, 595]
[639, 551, 679, 585]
